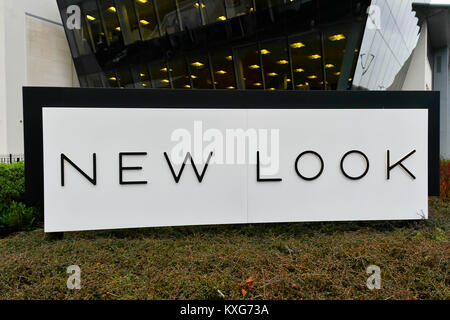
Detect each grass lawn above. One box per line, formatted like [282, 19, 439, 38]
[0, 198, 448, 300]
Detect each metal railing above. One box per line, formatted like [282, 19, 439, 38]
[0, 154, 25, 164]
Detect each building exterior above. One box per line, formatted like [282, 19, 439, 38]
[413, 2, 450, 159]
[0, 0, 448, 158]
[0, 0, 78, 156]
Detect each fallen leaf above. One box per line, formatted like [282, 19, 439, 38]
[241, 288, 248, 296]
[245, 277, 255, 288]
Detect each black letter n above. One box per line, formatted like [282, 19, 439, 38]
[61, 153, 97, 186]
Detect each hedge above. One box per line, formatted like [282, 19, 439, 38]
[0, 162, 39, 232]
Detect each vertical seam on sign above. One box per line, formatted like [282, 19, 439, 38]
[246, 108, 249, 224]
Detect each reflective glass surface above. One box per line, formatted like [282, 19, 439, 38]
[238, 44, 264, 90]
[149, 60, 171, 88]
[261, 39, 292, 90]
[289, 32, 323, 90]
[135, 0, 160, 40]
[189, 55, 213, 89]
[58, 0, 371, 90]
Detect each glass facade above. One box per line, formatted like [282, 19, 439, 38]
[58, 0, 371, 90]
[352, 0, 432, 90]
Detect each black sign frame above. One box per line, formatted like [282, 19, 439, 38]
[23, 87, 440, 208]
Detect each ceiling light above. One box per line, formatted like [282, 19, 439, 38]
[140, 73, 146, 77]
[325, 64, 335, 68]
[267, 72, 278, 76]
[140, 19, 150, 25]
[260, 49, 271, 55]
[115, 27, 121, 31]
[225, 56, 233, 61]
[86, 15, 96, 21]
[109, 77, 117, 81]
[307, 75, 318, 79]
[191, 75, 197, 79]
[249, 64, 260, 69]
[253, 82, 262, 86]
[290, 42, 305, 49]
[334, 72, 341, 76]
[191, 61, 204, 67]
[142, 83, 147, 87]
[161, 79, 170, 83]
[107, 6, 116, 13]
[308, 54, 321, 59]
[137, 0, 148, 3]
[268, 88, 276, 90]
[329, 34, 346, 41]
[286, 78, 291, 82]
[227, 86, 235, 89]
[294, 68, 304, 73]
[216, 70, 227, 75]
[277, 60, 288, 65]
[217, 16, 226, 21]
[184, 85, 191, 88]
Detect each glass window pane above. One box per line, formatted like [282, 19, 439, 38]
[189, 56, 213, 89]
[149, 60, 171, 88]
[85, 73, 106, 87]
[211, 49, 236, 89]
[116, 0, 142, 44]
[261, 39, 292, 90]
[289, 32, 323, 90]
[98, 0, 124, 49]
[238, 45, 264, 90]
[324, 27, 350, 90]
[105, 70, 120, 87]
[117, 66, 135, 88]
[135, 0, 160, 40]
[134, 65, 153, 88]
[168, 57, 192, 88]
[81, 1, 107, 53]
[155, 0, 181, 35]
[225, 0, 254, 19]
[177, 0, 203, 29]
[202, 0, 227, 24]
[255, 0, 284, 11]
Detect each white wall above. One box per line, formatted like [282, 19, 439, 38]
[0, 1, 8, 154]
[0, 0, 77, 155]
[402, 22, 433, 90]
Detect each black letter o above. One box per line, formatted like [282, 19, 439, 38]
[295, 151, 324, 181]
[340, 150, 369, 180]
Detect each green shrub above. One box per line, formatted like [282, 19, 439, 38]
[0, 162, 37, 232]
[0, 162, 25, 210]
[0, 201, 35, 230]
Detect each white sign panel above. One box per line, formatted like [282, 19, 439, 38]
[42, 108, 428, 232]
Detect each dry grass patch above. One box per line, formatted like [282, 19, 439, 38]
[0, 199, 448, 300]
